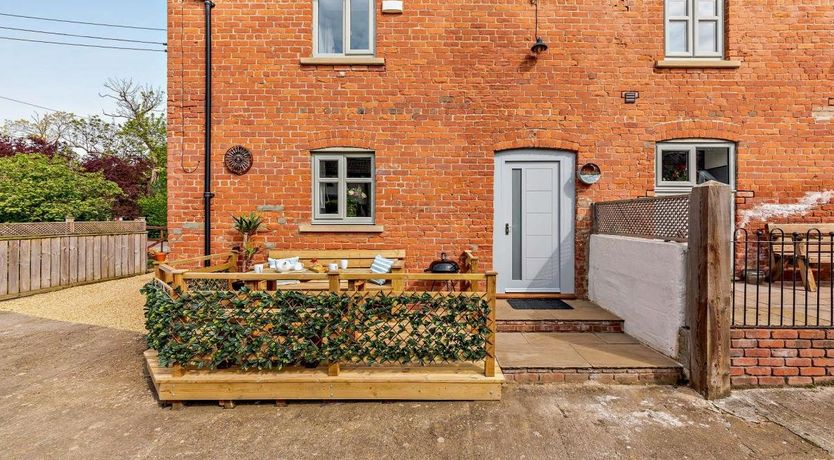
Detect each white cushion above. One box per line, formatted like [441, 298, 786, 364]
[369, 255, 395, 285]
[268, 257, 299, 269]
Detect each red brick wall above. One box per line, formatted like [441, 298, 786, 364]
[166, 0, 834, 295]
[731, 328, 834, 387]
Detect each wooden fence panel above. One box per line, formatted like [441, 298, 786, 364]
[111, 235, 120, 278]
[0, 241, 7, 295]
[8, 240, 19, 295]
[85, 236, 94, 282]
[19, 240, 30, 293]
[0, 220, 148, 300]
[40, 239, 50, 289]
[69, 236, 78, 284]
[60, 237, 70, 286]
[50, 238, 60, 287]
[30, 239, 41, 291]
[77, 237, 86, 283]
[93, 236, 102, 281]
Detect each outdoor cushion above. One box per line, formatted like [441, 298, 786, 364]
[268, 256, 299, 270]
[369, 255, 395, 285]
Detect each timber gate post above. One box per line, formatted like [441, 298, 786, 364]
[686, 181, 732, 399]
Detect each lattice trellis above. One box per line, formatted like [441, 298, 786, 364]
[592, 195, 690, 242]
[142, 282, 491, 370]
[0, 221, 145, 239]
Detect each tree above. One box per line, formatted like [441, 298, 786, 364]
[0, 154, 122, 222]
[102, 78, 167, 170]
[0, 135, 61, 158]
[81, 155, 153, 219]
[138, 170, 167, 227]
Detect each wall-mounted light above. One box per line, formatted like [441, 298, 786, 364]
[622, 91, 639, 104]
[382, 0, 403, 13]
[530, 0, 548, 56]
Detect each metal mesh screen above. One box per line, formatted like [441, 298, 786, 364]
[0, 221, 145, 239]
[592, 195, 690, 242]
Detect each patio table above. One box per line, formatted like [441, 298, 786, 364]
[245, 267, 378, 291]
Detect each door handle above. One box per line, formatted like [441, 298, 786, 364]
[505, 223, 510, 235]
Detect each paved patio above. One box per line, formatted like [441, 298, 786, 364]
[497, 332, 679, 370]
[733, 281, 833, 327]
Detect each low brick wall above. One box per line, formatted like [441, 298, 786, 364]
[503, 367, 682, 385]
[497, 319, 624, 333]
[731, 328, 834, 387]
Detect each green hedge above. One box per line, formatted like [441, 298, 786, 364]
[142, 282, 491, 370]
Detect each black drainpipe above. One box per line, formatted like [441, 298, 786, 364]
[203, 0, 216, 265]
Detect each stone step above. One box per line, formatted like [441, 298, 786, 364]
[497, 298, 624, 333]
[497, 332, 684, 385]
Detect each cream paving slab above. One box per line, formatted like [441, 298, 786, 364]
[496, 299, 623, 321]
[572, 343, 681, 369]
[496, 333, 590, 368]
[496, 332, 682, 370]
[594, 332, 640, 344]
[521, 332, 604, 346]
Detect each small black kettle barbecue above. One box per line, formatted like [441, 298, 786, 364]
[425, 252, 460, 291]
[425, 252, 460, 274]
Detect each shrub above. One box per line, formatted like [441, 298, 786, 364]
[0, 154, 123, 222]
[81, 155, 153, 219]
[138, 189, 167, 228]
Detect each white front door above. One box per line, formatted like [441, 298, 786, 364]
[494, 150, 575, 294]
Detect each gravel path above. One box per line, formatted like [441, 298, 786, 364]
[0, 274, 150, 333]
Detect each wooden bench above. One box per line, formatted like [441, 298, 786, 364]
[767, 223, 834, 292]
[267, 249, 406, 291]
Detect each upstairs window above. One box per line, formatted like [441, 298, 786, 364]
[312, 151, 375, 224]
[665, 0, 723, 58]
[314, 0, 374, 56]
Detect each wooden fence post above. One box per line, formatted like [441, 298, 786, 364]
[171, 271, 188, 298]
[327, 270, 341, 376]
[484, 272, 497, 377]
[686, 181, 732, 399]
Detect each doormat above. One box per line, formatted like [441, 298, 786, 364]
[507, 299, 573, 310]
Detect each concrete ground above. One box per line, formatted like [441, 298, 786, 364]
[2, 308, 833, 459]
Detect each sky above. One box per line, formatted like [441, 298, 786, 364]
[0, 0, 167, 121]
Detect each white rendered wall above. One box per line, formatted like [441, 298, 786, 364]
[588, 234, 687, 359]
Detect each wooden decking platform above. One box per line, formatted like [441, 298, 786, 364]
[145, 350, 504, 403]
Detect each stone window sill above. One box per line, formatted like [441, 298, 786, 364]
[299, 57, 385, 66]
[655, 59, 742, 69]
[298, 223, 384, 233]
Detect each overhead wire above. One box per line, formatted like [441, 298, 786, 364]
[0, 12, 165, 32]
[0, 35, 166, 52]
[0, 25, 167, 45]
[0, 95, 59, 112]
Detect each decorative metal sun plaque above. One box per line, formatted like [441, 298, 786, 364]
[224, 145, 253, 175]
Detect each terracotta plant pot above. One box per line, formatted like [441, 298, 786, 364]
[153, 252, 167, 262]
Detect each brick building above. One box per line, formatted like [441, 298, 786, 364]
[167, 0, 834, 296]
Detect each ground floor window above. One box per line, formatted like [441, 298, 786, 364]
[312, 150, 375, 224]
[655, 140, 735, 196]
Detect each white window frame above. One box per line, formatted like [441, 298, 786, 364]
[655, 140, 735, 195]
[664, 0, 724, 59]
[312, 150, 375, 224]
[313, 0, 375, 57]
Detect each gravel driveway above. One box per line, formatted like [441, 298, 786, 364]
[0, 273, 151, 332]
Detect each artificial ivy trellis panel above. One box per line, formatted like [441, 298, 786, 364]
[141, 282, 491, 371]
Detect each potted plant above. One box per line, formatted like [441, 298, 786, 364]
[232, 212, 264, 272]
[149, 249, 167, 263]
